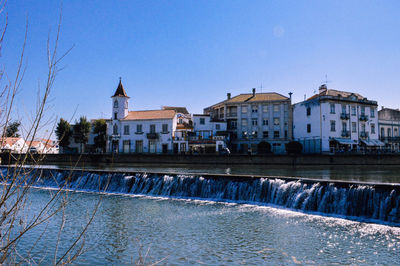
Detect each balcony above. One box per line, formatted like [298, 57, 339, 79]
[359, 114, 369, 121]
[340, 113, 350, 120]
[360, 131, 369, 139]
[226, 112, 237, 118]
[341, 130, 350, 138]
[381, 136, 400, 143]
[146, 133, 159, 139]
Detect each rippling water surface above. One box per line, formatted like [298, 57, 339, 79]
[17, 188, 400, 265]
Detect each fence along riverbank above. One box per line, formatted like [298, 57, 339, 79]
[2, 167, 400, 225]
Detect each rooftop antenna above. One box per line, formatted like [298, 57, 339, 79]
[323, 74, 331, 86]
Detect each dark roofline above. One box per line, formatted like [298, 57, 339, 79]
[112, 79, 129, 98]
[204, 92, 290, 110]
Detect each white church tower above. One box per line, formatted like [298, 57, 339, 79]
[111, 78, 129, 120]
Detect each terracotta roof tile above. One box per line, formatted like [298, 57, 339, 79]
[0, 137, 23, 147]
[307, 89, 365, 101]
[162, 106, 189, 114]
[123, 110, 176, 121]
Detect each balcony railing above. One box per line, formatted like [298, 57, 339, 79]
[226, 112, 237, 118]
[380, 136, 400, 142]
[360, 131, 369, 139]
[146, 133, 159, 139]
[340, 113, 350, 120]
[341, 130, 350, 137]
[359, 114, 369, 121]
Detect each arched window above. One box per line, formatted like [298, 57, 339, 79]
[114, 100, 118, 108]
[113, 124, 118, 135]
[125, 101, 128, 109]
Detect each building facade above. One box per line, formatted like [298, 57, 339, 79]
[378, 107, 400, 152]
[189, 114, 227, 153]
[293, 84, 382, 153]
[204, 88, 292, 154]
[106, 80, 188, 154]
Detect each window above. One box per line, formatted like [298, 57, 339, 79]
[252, 105, 258, 113]
[263, 131, 269, 138]
[273, 104, 280, 112]
[162, 124, 168, 133]
[263, 119, 268, 126]
[135, 140, 143, 153]
[388, 128, 391, 137]
[342, 122, 347, 132]
[230, 120, 237, 129]
[136, 124, 142, 133]
[273, 118, 280, 126]
[370, 108, 375, 118]
[330, 120, 336, 132]
[285, 130, 288, 138]
[306, 107, 311, 116]
[274, 131, 280, 139]
[114, 100, 119, 108]
[216, 124, 220, 130]
[351, 106, 356, 116]
[252, 119, 258, 126]
[263, 104, 269, 113]
[150, 124, 156, 133]
[371, 123, 375, 134]
[114, 112, 118, 120]
[123, 125, 130, 135]
[381, 128, 385, 137]
[361, 124, 366, 133]
[352, 122, 357, 133]
[395, 128, 398, 136]
[241, 105, 247, 113]
[307, 124, 311, 133]
[330, 104, 335, 114]
[179, 118, 183, 124]
[361, 106, 365, 115]
[113, 124, 118, 135]
[341, 105, 346, 114]
[242, 118, 248, 126]
[200, 118, 205, 125]
[252, 131, 258, 138]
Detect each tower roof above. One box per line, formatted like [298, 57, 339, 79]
[112, 79, 129, 97]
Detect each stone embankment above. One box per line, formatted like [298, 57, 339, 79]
[2, 153, 400, 166]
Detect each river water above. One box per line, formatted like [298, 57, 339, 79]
[18, 189, 400, 265]
[8, 165, 400, 264]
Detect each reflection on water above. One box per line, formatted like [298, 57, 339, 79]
[34, 163, 400, 183]
[17, 189, 400, 265]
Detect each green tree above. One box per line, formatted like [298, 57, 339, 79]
[55, 118, 72, 150]
[73, 116, 91, 153]
[5, 121, 21, 137]
[92, 119, 107, 153]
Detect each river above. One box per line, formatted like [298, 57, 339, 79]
[5, 165, 400, 264]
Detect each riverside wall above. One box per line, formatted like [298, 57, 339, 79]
[3, 153, 400, 166]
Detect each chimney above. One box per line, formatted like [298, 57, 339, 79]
[227, 93, 231, 100]
[319, 84, 327, 94]
[252, 88, 256, 97]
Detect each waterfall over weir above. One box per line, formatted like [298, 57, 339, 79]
[2, 167, 400, 224]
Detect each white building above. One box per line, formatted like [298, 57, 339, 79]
[378, 107, 400, 152]
[189, 114, 227, 153]
[0, 137, 26, 153]
[293, 84, 383, 153]
[107, 80, 188, 154]
[204, 88, 292, 154]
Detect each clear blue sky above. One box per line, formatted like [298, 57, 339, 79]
[3, 1, 400, 136]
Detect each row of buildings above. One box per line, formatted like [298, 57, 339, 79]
[0, 137, 59, 154]
[104, 80, 400, 154]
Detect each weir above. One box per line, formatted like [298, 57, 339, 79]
[2, 167, 400, 225]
